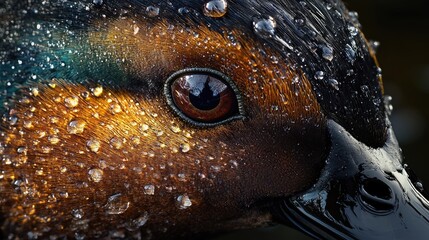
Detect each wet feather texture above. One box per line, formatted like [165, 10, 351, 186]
[2, 0, 424, 239]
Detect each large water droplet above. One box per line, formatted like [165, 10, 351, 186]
[87, 139, 101, 153]
[253, 16, 276, 38]
[91, 86, 103, 97]
[104, 193, 130, 215]
[88, 168, 104, 182]
[64, 96, 79, 108]
[176, 194, 192, 209]
[146, 6, 160, 17]
[67, 119, 86, 134]
[181, 143, 191, 153]
[109, 137, 123, 150]
[203, 0, 228, 18]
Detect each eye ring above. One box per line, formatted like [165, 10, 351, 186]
[164, 68, 245, 127]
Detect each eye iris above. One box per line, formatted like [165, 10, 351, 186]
[188, 76, 221, 110]
[167, 71, 240, 125]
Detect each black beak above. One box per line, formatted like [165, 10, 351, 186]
[274, 120, 429, 239]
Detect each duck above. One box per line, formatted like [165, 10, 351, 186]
[1, 0, 429, 239]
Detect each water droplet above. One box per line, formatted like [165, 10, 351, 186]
[81, 91, 90, 99]
[181, 143, 191, 153]
[144, 184, 155, 195]
[376, 67, 383, 79]
[126, 212, 149, 231]
[361, 85, 369, 94]
[130, 136, 141, 145]
[48, 135, 60, 145]
[104, 193, 130, 215]
[328, 79, 339, 90]
[16, 146, 27, 154]
[93, 0, 103, 6]
[345, 44, 356, 63]
[91, 86, 103, 97]
[87, 139, 101, 153]
[314, 71, 325, 80]
[270, 55, 279, 64]
[146, 5, 160, 17]
[348, 11, 359, 22]
[176, 194, 192, 209]
[348, 24, 358, 36]
[178, 7, 190, 15]
[59, 191, 69, 198]
[64, 96, 79, 108]
[28, 232, 43, 239]
[294, 15, 306, 26]
[50, 116, 60, 124]
[170, 126, 181, 133]
[253, 16, 276, 38]
[88, 168, 103, 182]
[31, 87, 39, 96]
[155, 130, 164, 137]
[67, 119, 86, 134]
[75, 232, 86, 240]
[109, 103, 122, 114]
[210, 165, 221, 172]
[321, 45, 334, 61]
[109, 137, 123, 149]
[23, 120, 34, 129]
[384, 95, 393, 116]
[60, 166, 68, 173]
[71, 208, 84, 219]
[8, 115, 19, 126]
[133, 25, 140, 35]
[203, 0, 228, 18]
[140, 124, 149, 132]
[369, 40, 380, 53]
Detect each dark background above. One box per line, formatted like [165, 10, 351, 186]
[215, 0, 429, 239]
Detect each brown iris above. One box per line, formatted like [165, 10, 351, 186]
[165, 69, 242, 126]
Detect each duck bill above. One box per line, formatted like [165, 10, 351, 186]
[274, 120, 429, 239]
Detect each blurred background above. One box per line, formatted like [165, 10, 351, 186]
[215, 0, 429, 239]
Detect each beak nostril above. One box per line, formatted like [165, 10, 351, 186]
[362, 178, 392, 200]
[359, 178, 396, 213]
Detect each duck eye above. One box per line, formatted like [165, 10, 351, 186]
[164, 68, 243, 126]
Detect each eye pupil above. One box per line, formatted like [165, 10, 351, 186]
[189, 76, 221, 111]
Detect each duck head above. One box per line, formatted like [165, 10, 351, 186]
[0, 0, 428, 239]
